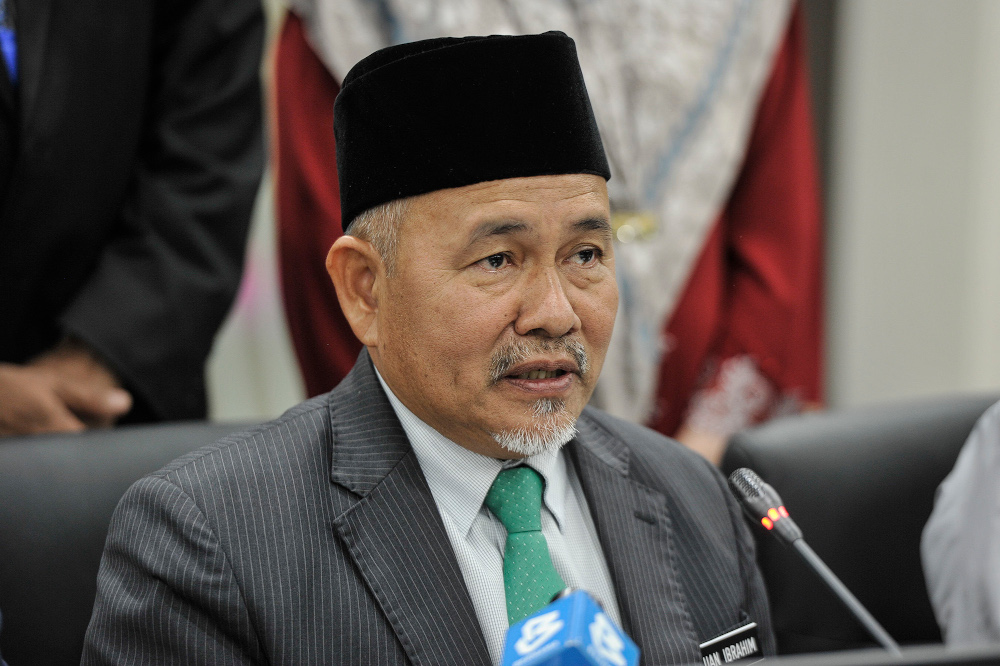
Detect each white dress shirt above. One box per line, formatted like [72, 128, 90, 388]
[376, 370, 621, 665]
[922, 400, 1000, 645]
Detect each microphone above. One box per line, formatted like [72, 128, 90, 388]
[727, 468, 902, 656]
[500, 589, 639, 666]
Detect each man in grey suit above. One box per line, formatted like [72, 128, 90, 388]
[84, 31, 774, 665]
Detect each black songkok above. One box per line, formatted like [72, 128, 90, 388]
[333, 31, 611, 229]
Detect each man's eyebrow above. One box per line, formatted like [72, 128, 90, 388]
[467, 220, 530, 245]
[466, 216, 612, 245]
[574, 217, 613, 239]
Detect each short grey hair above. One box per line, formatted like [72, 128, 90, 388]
[344, 198, 410, 276]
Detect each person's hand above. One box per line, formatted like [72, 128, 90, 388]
[0, 339, 132, 437]
[673, 423, 728, 466]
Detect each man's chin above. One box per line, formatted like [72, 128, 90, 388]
[491, 399, 578, 457]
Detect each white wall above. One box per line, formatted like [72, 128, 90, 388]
[207, 172, 306, 421]
[964, 0, 1000, 393]
[827, 0, 1000, 407]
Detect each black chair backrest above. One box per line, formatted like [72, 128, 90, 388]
[0, 421, 254, 666]
[722, 394, 999, 655]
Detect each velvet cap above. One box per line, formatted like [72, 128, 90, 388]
[333, 31, 611, 229]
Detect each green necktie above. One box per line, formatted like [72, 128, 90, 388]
[485, 466, 566, 625]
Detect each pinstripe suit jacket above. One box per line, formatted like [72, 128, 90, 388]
[83, 350, 774, 664]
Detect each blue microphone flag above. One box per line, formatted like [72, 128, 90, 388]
[500, 590, 639, 666]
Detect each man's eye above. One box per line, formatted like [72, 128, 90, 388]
[571, 248, 600, 266]
[478, 253, 510, 271]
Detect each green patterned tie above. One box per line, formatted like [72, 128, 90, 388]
[485, 466, 566, 625]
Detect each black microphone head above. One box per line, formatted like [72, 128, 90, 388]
[728, 468, 802, 543]
[728, 468, 781, 517]
[728, 467, 768, 501]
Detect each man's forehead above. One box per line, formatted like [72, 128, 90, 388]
[401, 174, 611, 243]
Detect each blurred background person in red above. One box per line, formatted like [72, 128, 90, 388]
[273, 0, 823, 464]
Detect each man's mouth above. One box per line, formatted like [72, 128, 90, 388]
[489, 337, 589, 385]
[511, 369, 569, 380]
[501, 362, 578, 396]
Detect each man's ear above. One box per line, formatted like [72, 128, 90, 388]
[326, 236, 384, 347]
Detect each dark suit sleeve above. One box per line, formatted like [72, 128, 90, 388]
[60, 0, 264, 420]
[83, 475, 263, 664]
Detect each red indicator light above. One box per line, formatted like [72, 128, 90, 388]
[761, 517, 774, 530]
[779, 506, 789, 518]
[767, 508, 780, 522]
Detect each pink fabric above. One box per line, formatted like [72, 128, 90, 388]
[274, 12, 361, 396]
[648, 5, 824, 436]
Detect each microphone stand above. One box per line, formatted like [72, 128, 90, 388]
[728, 467, 903, 657]
[791, 539, 902, 656]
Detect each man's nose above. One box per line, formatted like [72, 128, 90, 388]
[514, 267, 581, 338]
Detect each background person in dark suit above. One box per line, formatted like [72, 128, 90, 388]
[0, 0, 264, 435]
[84, 32, 774, 664]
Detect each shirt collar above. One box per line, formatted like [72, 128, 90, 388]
[375, 368, 569, 535]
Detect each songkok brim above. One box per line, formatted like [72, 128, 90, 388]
[333, 31, 611, 229]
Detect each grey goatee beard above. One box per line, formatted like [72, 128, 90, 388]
[488, 338, 588, 457]
[492, 398, 578, 456]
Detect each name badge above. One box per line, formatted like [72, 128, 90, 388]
[699, 622, 763, 666]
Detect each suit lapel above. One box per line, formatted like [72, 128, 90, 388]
[327, 350, 491, 666]
[15, 0, 53, 125]
[570, 413, 703, 665]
